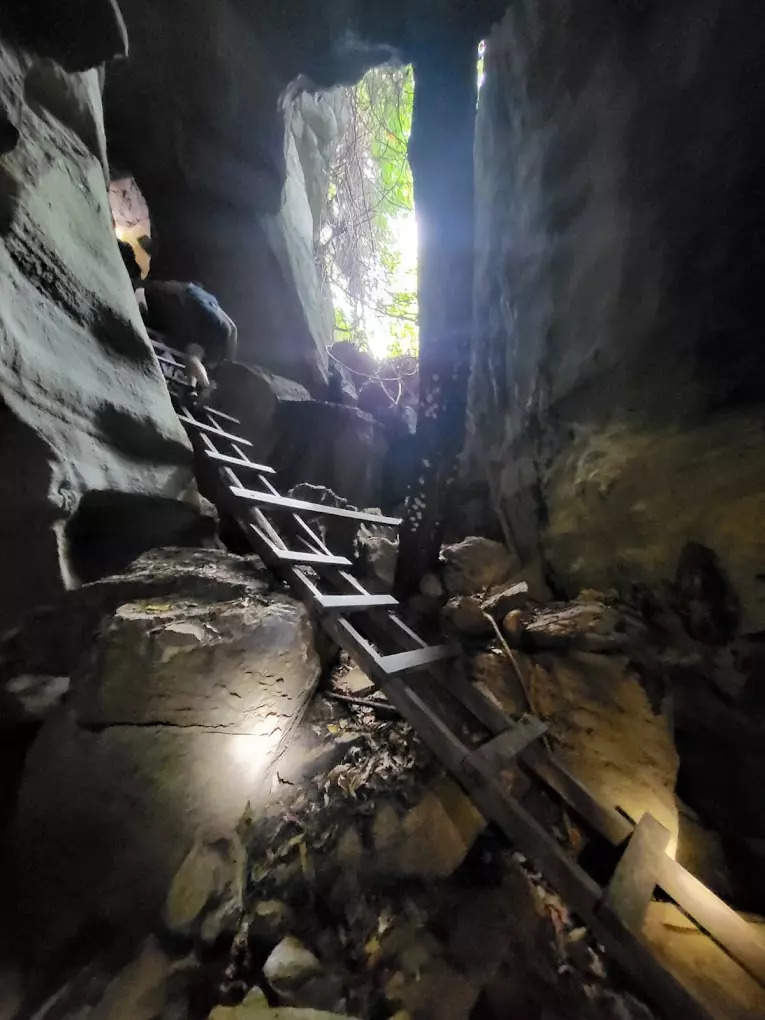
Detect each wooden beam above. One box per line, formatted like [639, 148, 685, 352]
[600, 813, 671, 933]
[203, 406, 240, 426]
[229, 485, 401, 525]
[656, 855, 765, 988]
[467, 715, 547, 777]
[177, 415, 253, 447]
[375, 675, 714, 1020]
[313, 593, 399, 612]
[204, 450, 275, 474]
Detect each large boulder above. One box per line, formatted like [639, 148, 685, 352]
[0, 20, 205, 631]
[214, 361, 312, 464]
[441, 537, 519, 596]
[7, 549, 321, 964]
[271, 401, 389, 508]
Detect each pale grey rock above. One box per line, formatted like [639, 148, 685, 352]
[263, 937, 323, 996]
[358, 534, 398, 589]
[441, 595, 491, 636]
[208, 984, 358, 1019]
[481, 581, 529, 620]
[441, 537, 519, 596]
[164, 833, 245, 944]
[248, 900, 296, 943]
[89, 937, 171, 1020]
[419, 573, 444, 599]
[523, 601, 628, 652]
[1, 673, 69, 727]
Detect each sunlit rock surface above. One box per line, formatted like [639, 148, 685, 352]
[469, 0, 765, 633]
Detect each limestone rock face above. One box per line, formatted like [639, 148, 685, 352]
[8, 549, 320, 964]
[0, 26, 205, 630]
[469, 0, 765, 633]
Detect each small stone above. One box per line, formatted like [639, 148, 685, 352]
[335, 825, 363, 869]
[248, 899, 296, 943]
[90, 937, 171, 1020]
[2, 673, 70, 727]
[502, 609, 525, 646]
[442, 596, 492, 636]
[419, 573, 444, 599]
[373, 802, 401, 856]
[469, 651, 526, 716]
[164, 833, 244, 943]
[208, 986, 268, 1018]
[481, 581, 529, 619]
[263, 936, 323, 996]
[396, 777, 486, 878]
[342, 667, 374, 695]
[524, 601, 625, 651]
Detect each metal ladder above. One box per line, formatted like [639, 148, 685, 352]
[152, 338, 765, 1020]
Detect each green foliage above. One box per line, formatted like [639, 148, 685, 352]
[319, 65, 418, 358]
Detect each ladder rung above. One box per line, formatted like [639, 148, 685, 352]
[177, 415, 253, 447]
[205, 450, 275, 474]
[229, 486, 401, 525]
[150, 337, 187, 362]
[468, 715, 547, 774]
[256, 533, 351, 568]
[156, 354, 185, 371]
[377, 644, 458, 675]
[205, 407, 241, 426]
[313, 593, 398, 612]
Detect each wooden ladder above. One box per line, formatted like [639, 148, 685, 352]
[153, 339, 765, 1020]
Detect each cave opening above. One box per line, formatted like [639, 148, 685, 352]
[320, 63, 418, 364]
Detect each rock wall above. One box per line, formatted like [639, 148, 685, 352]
[469, 0, 765, 634]
[0, 6, 206, 632]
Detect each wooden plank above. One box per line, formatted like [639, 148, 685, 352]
[330, 617, 457, 677]
[177, 415, 253, 447]
[600, 813, 670, 933]
[313, 593, 398, 612]
[468, 715, 547, 776]
[249, 527, 351, 567]
[156, 353, 186, 371]
[150, 337, 187, 361]
[519, 743, 634, 847]
[656, 854, 765, 988]
[205, 450, 275, 474]
[518, 742, 765, 986]
[229, 485, 401, 525]
[204, 406, 241, 426]
[377, 643, 459, 675]
[375, 674, 714, 1020]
